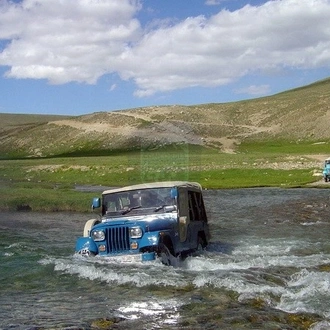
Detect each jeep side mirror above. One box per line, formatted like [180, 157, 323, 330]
[170, 188, 177, 199]
[92, 197, 101, 210]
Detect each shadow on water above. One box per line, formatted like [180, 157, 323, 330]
[163, 241, 236, 268]
[207, 241, 237, 255]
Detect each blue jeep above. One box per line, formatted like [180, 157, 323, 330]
[75, 181, 210, 265]
[323, 158, 330, 182]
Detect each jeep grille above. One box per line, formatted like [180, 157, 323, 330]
[106, 227, 130, 253]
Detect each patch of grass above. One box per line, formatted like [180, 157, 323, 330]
[0, 142, 325, 211]
[0, 113, 71, 129]
[0, 181, 95, 212]
[136, 118, 153, 128]
[194, 169, 315, 188]
[238, 140, 330, 154]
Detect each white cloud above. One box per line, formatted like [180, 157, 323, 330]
[205, 0, 229, 5]
[0, 0, 142, 84]
[123, 0, 330, 96]
[109, 83, 117, 91]
[0, 0, 330, 96]
[234, 84, 271, 96]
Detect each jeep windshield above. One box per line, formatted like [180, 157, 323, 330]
[102, 187, 176, 216]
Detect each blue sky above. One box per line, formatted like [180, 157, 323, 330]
[1, 0, 330, 115]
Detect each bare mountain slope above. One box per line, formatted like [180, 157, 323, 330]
[1, 78, 330, 158]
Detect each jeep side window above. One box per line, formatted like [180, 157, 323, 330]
[195, 191, 207, 221]
[188, 191, 199, 221]
[188, 191, 207, 222]
[188, 191, 196, 221]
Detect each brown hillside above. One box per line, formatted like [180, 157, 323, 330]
[1, 78, 330, 158]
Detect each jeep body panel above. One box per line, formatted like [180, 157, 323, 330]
[75, 181, 210, 264]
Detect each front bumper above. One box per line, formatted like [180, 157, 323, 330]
[77, 248, 156, 262]
[103, 251, 156, 262]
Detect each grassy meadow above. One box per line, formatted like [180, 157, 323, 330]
[0, 142, 327, 212]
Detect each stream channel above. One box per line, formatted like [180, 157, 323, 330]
[1, 188, 330, 329]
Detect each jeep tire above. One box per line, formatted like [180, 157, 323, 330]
[159, 243, 174, 266]
[197, 236, 205, 252]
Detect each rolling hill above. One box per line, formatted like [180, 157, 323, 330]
[1, 78, 330, 158]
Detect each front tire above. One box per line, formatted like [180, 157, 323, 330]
[159, 243, 174, 266]
[194, 236, 206, 256]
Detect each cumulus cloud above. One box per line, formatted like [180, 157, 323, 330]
[0, 0, 142, 84]
[0, 0, 330, 96]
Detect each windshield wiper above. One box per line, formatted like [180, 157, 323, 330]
[121, 205, 142, 215]
[154, 205, 166, 212]
[154, 204, 177, 212]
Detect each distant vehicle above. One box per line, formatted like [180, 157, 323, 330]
[323, 158, 330, 182]
[75, 181, 210, 265]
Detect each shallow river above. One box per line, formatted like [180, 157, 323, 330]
[1, 188, 330, 329]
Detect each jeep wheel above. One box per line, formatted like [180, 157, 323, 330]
[196, 236, 207, 253]
[159, 243, 173, 266]
[197, 238, 204, 252]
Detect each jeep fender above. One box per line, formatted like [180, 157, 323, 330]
[75, 237, 98, 256]
[83, 219, 100, 237]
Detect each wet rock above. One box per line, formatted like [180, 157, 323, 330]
[284, 313, 322, 330]
[90, 317, 125, 329]
[16, 204, 32, 211]
[317, 264, 330, 272]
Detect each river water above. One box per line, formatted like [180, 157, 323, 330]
[1, 188, 330, 329]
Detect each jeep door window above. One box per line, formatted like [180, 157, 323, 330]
[188, 191, 207, 222]
[188, 191, 198, 221]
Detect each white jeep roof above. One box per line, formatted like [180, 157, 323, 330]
[102, 181, 202, 195]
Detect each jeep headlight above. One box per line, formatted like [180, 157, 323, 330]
[130, 227, 142, 238]
[91, 230, 105, 241]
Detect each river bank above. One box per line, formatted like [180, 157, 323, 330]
[0, 150, 329, 212]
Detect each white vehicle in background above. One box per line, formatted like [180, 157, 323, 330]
[322, 158, 330, 182]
